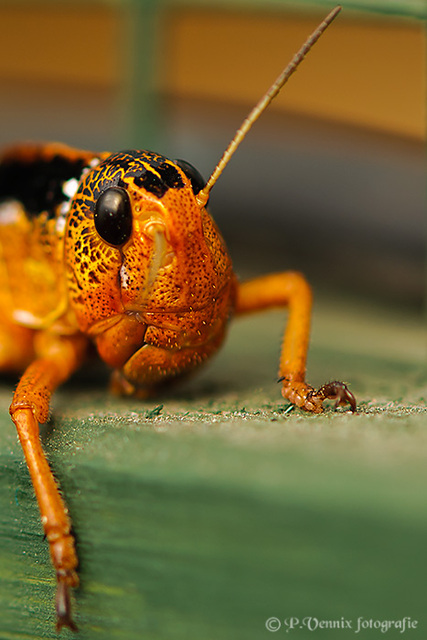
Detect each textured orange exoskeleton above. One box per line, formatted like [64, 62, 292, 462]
[1, 6, 354, 630]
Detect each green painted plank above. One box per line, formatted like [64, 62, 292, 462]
[1, 301, 427, 638]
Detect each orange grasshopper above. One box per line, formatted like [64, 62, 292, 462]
[0, 6, 354, 630]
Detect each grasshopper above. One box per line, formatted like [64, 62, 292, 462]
[0, 5, 354, 630]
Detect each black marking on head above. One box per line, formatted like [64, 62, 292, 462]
[98, 151, 185, 200]
[156, 161, 184, 190]
[133, 171, 167, 198]
[0, 154, 86, 219]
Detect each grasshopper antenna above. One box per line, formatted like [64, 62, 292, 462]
[196, 5, 342, 208]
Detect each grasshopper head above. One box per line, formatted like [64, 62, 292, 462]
[65, 150, 236, 381]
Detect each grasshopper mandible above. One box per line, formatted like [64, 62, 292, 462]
[0, 5, 354, 631]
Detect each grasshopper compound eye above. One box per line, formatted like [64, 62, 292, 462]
[175, 159, 206, 196]
[94, 186, 133, 246]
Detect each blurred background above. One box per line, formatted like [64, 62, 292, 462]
[0, 0, 425, 309]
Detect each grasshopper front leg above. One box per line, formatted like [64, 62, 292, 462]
[235, 272, 356, 413]
[10, 332, 88, 631]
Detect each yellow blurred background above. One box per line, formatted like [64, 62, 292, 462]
[0, 1, 425, 305]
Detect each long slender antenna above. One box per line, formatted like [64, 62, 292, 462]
[196, 5, 342, 208]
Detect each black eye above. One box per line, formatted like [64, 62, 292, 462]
[94, 187, 132, 246]
[175, 159, 206, 196]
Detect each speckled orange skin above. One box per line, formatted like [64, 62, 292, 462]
[64, 150, 236, 389]
[1, 142, 355, 630]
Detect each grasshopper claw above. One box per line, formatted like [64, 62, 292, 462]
[56, 579, 78, 633]
[312, 381, 357, 412]
[281, 379, 356, 413]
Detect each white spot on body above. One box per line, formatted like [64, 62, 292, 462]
[59, 199, 70, 216]
[0, 200, 21, 225]
[62, 178, 79, 199]
[56, 214, 67, 234]
[120, 262, 130, 290]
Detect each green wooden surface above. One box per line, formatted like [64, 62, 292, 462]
[1, 298, 427, 639]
